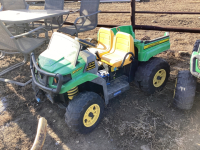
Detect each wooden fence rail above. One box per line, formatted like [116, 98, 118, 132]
[26, 0, 200, 33]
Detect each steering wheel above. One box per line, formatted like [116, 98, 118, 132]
[76, 38, 107, 60]
[76, 38, 96, 49]
[76, 38, 107, 50]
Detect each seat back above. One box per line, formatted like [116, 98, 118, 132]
[45, 0, 64, 10]
[80, 0, 100, 26]
[97, 28, 114, 51]
[0, 21, 18, 51]
[44, 0, 64, 24]
[1, 0, 28, 10]
[113, 32, 134, 65]
[111, 25, 135, 39]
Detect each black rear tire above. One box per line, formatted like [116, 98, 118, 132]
[173, 70, 197, 110]
[65, 91, 104, 134]
[134, 57, 170, 94]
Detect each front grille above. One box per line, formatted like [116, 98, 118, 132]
[36, 73, 46, 86]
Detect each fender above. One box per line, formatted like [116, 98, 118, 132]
[59, 72, 98, 94]
[90, 77, 109, 105]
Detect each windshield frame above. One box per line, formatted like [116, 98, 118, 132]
[47, 32, 81, 67]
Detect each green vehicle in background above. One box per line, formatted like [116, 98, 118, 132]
[173, 40, 200, 110]
[30, 25, 170, 134]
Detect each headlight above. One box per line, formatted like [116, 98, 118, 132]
[53, 77, 58, 85]
[53, 74, 72, 85]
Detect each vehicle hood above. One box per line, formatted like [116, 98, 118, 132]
[38, 50, 74, 74]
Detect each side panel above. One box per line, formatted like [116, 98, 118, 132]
[135, 34, 170, 61]
[91, 77, 109, 105]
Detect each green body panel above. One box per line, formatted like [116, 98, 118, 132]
[135, 36, 170, 61]
[111, 26, 170, 62]
[50, 72, 98, 94]
[111, 25, 135, 39]
[38, 50, 98, 94]
[39, 54, 84, 75]
[190, 51, 200, 73]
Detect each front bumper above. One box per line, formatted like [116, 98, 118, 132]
[30, 52, 63, 94]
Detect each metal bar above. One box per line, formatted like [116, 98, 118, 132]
[97, 24, 119, 27]
[101, 11, 200, 14]
[25, 0, 79, 2]
[100, 11, 130, 13]
[64, 21, 119, 27]
[37, 20, 200, 32]
[134, 25, 200, 33]
[36, 21, 119, 27]
[131, 0, 135, 32]
[135, 11, 200, 14]
[25, 0, 133, 2]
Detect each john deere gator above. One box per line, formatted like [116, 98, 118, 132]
[173, 40, 200, 110]
[30, 25, 170, 134]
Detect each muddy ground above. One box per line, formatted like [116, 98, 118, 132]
[1, 0, 200, 149]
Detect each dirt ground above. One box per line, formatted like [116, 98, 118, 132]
[1, 0, 200, 149]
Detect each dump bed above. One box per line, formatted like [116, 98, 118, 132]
[111, 26, 170, 61]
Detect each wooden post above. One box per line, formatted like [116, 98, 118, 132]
[31, 117, 47, 150]
[131, 0, 135, 32]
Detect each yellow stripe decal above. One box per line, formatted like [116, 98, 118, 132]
[86, 67, 95, 71]
[86, 61, 95, 71]
[72, 67, 82, 74]
[144, 38, 169, 50]
[87, 64, 95, 68]
[87, 65, 95, 69]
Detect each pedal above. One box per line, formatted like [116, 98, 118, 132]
[107, 75, 129, 100]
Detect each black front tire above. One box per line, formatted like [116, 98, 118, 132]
[65, 91, 104, 134]
[134, 57, 170, 94]
[173, 70, 197, 110]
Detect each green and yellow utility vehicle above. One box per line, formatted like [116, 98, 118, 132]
[30, 25, 170, 134]
[173, 40, 200, 110]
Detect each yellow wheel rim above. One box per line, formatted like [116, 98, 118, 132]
[153, 69, 167, 87]
[83, 104, 100, 127]
[173, 78, 177, 98]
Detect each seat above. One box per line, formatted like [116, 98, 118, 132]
[88, 28, 114, 58]
[100, 32, 134, 68]
[0, 0, 29, 35]
[0, 20, 47, 86]
[0, 0, 29, 11]
[31, 0, 67, 32]
[44, 0, 67, 29]
[58, 0, 100, 37]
